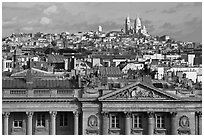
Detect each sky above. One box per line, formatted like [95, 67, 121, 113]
[2, 2, 202, 42]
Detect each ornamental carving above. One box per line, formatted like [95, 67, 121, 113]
[85, 129, 99, 135]
[177, 128, 191, 135]
[114, 86, 162, 99]
[154, 129, 167, 135]
[170, 112, 177, 118]
[73, 110, 80, 117]
[49, 111, 57, 117]
[3, 112, 10, 118]
[131, 128, 143, 134]
[108, 128, 121, 135]
[177, 115, 191, 135]
[88, 115, 98, 128]
[179, 115, 189, 128]
[147, 112, 155, 118]
[124, 112, 132, 118]
[26, 112, 33, 118]
[101, 112, 109, 118]
[86, 115, 99, 135]
[196, 111, 202, 118]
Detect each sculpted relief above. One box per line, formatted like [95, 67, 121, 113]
[88, 115, 98, 128]
[177, 115, 191, 135]
[114, 86, 163, 99]
[86, 115, 99, 135]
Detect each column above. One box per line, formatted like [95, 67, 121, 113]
[3, 112, 10, 135]
[102, 112, 109, 135]
[73, 111, 79, 135]
[197, 111, 202, 135]
[26, 112, 33, 135]
[147, 112, 154, 135]
[50, 111, 57, 135]
[125, 112, 131, 135]
[170, 112, 177, 135]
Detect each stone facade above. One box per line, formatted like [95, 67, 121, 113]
[2, 69, 202, 135]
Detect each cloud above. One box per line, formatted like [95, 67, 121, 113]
[160, 22, 176, 30]
[21, 27, 33, 31]
[184, 17, 201, 27]
[43, 5, 58, 15]
[142, 20, 155, 33]
[145, 9, 156, 14]
[162, 3, 187, 14]
[40, 17, 51, 25]
[162, 9, 176, 14]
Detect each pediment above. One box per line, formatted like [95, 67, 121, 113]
[98, 82, 179, 101]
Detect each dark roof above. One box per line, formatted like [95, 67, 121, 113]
[58, 48, 78, 54]
[47, 55, 65, 63]
[98, 67, 122, 77]
[92, 54, 135, 59]
[43, 46, 59, 54]
[2, 71, 12, 77]
[2, 77, 76, 89]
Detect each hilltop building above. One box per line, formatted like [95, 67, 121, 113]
[125, 15, 149, 37]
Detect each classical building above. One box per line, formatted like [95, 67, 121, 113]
[2, 67, 202, 135]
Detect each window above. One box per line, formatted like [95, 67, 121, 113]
[111, 115, 119, 128]
[6, 62, 9, 68]
[104, 62, 109, 67]
[133, 115, 142, 128]
[36, 114, 45, 127]
[156, 115, 165, 128]
[13, 120, 23, 128]
[59, 114, 68, 127]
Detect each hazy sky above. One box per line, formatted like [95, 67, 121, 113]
[2, 2, 202, 42]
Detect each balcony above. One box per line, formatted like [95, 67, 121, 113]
[2, 89, 78, 98]
[131, 128, 144, 135]
[108, 128, 121, 135]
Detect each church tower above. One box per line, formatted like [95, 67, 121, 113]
[125, 16, 131, 34]
[135, 16, 142, 33]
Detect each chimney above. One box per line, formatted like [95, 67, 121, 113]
[78, 74, 82, 88]
[142, 75, 153, 85]
[26, 67, 33, 89]
[27, 58, 31, 69]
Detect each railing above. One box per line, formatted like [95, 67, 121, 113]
[57, 89, 71, 94]
[34, 90, 50, 95]
[3, 89, 76, 98]
[10, 90, 27, 95]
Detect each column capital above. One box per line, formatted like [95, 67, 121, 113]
[124, 112, 132, 118]
[3, 112, 10, 118]
[196, 111, 202, 118]
[26, 112, 34, 118]
[101, 111, 109, 118]
[170, 112, 177, 118]
[73, 110, 79, 117]
[50, 111, 57, 117]
[147, 112, 154, 118]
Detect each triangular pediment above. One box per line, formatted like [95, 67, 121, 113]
[98, 82, 180, 101]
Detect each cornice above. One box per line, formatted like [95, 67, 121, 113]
[2, 98, 75, 103]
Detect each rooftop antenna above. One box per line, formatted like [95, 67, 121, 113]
[50, 34, 52, 45]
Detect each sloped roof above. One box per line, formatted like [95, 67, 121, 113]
[98, 67, 123, 77]
[47, 54, 65, 63]
[11, 68, 58, 78]
[2, 77, 76, 89]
